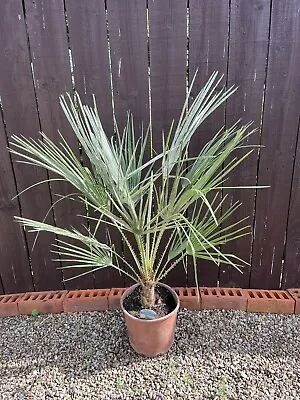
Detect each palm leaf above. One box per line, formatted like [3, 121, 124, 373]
[10, 71, 268, 295]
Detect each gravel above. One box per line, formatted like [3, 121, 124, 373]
[0, 310, 299, 400]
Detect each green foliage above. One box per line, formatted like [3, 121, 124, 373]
[133, 387, 142, 395]
[216, 376, 228, 400]
[182, 373, 194, 387]
[10, 72, 266, 305]
[31, 309, 39, 317]
[168, 360, 179, 376]
[115, 377, 124, 390]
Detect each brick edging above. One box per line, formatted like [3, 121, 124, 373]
[0, 287, 299, 317]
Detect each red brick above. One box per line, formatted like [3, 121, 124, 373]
[287, 289, 300, 314]
[63, 289, 109, 312]
[108, 288, 126, 310]
[246, 289, 295, 314]
[200, 287, 247, 311]
[173, 287, 201, 310]
[0, 293, 23, 317]
[18, 291, 67, 315]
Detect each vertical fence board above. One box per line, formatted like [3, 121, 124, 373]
[283, 123, 300, 289]
[65, 0, 113, 134]
[220, 0, 271, 288]
[189, 0, 229, 287]
[149, 0, 187, 286]
[149, 0, 187, 144]
[0, 0, 61, 291]
[65, 0, 123, 288]
[107, 0, 149, 131]
[24, 0, 94, 289]
[107, 0, 149, 286]
[251, 0, 300, 289]
[0, 113, 33, 293]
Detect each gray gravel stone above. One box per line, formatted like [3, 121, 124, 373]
[0, 310, 299, 399]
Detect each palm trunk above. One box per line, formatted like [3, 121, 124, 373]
[141, 281, 156, 308]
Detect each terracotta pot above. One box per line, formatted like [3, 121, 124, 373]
[120, 283, 180, 357]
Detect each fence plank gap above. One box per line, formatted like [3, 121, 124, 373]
[0, 275, 4, 295]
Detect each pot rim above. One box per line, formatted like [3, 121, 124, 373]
[120, 282, 180, 323]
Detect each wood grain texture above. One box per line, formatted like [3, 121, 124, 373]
[65, 0, 123, 288]
[0, 109, 34, 293]
[220, 0, 271, 288]
[189, 0, 229, 287]
[149, 0, 187, 286]
[107, 0, 149, 131]
[0, 0, 300, 293]
[251, 0, 300, 289]
[149, 0, 187, 145]
[0, 0, 61, 291]
[24, 0, 94, 289]
[65, 0, 113, 133]
[283, 122, 300, 289]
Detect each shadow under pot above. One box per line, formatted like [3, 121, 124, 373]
[120, 283, 180, 357]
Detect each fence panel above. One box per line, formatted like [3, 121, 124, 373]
[0, 0, 59, 292]
[284, 129, 300, 289]
[24, 0, 94, 289]
[0, 1, 300, 293]
[220, 0, 271, 288]
[0, 110, 33, 293]
[189, 0, 230, 287]
[251, 0, 300, 289]
[65, 0, 124, 289]
[107, 0, 149, 131]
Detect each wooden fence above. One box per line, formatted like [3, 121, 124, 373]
[0, 0, 300, 294]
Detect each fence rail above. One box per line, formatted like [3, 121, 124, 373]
[0, 0, 300, 294]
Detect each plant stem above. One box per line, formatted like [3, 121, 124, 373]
[141, 281, 156, 308]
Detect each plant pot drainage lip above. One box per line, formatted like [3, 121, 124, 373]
[120, 283, 180, 323]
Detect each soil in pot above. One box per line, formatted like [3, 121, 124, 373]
[123, 284, 177, 319]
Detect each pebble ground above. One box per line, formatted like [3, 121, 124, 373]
[0, 310, 299, 399]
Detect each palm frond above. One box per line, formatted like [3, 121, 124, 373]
[10, 71, 268, 295]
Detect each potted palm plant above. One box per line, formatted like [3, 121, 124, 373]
[10, 72, 261, 356]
